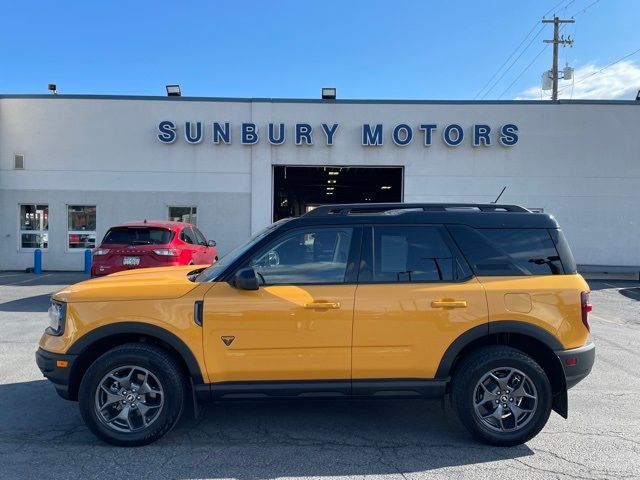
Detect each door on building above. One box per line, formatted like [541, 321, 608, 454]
[273, 166, 403, 221]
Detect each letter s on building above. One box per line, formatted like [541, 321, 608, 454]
[499, 124, 519, 146]
[158, 121, 177, 143]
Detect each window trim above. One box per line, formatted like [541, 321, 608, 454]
[358, 224, 474, 285]
[66, 204, 97, 253]
[235, 225, 363, 286]
[168, 205, 198, 225]
[18, 203, 50, 251]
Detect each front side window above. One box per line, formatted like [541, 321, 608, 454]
[20, 204, 49, 249]
[180, 227, 196, 245]
[169, 206, 197, 225]
[193, 228, 207, 246]
[67, 205, 96, 250]
[371, 226, 456, 282]
[249, 227, 354, 285]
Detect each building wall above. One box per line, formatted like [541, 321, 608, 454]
[1, 95, 638, 271]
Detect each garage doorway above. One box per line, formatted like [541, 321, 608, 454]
[273, 166, 403, 221]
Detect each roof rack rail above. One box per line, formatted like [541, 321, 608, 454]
[304, 203, 530, 217]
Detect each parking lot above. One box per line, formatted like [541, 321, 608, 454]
[0, 272, 639, 480]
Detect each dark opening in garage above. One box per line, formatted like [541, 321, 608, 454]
[273, 166, 403, 221]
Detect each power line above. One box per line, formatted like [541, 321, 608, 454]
[558, 47, 640, 93]
[572, 0, 602, 16]
[473, 23, 541, 99]
[480, 26, 547, 99]
[497, 44, 550, 99]
[473, 0, 571, 99]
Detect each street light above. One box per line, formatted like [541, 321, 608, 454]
[166, 85, 182, 97]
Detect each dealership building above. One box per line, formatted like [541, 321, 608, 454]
[0, 93, 638, 274]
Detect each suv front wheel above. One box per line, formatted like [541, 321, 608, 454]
[451, 346, 552, 446]
[78, 343, 186, 446]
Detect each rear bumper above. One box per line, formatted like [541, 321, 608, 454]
[555, 342, 596, 389]
[35, 348, 77, 400]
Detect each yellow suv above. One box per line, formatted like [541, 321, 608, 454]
[36, 203, 595, 447]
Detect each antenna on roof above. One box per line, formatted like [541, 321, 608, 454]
[492, 186, 507, 204]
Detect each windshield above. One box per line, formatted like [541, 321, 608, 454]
[195, 219, 291, 282]
[102, 227, 174, 246]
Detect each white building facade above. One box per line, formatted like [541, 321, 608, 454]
[0, 94, 638, 273]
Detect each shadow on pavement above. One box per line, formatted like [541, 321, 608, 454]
[0, 380, 534, 479]
[619, 287, 640, 301]
[0, 293, 51, 312]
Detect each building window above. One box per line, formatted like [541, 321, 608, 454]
[67, 205, 97, 250]
[20, 204, 49, 249]
[169, 206, 197, 225]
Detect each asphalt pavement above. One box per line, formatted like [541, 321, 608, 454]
[0, 272, 638, 480]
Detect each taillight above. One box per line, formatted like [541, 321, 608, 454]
[581, 291, 592, 331]
[93, 248, 110, 256]
[153, 248, 180, 256]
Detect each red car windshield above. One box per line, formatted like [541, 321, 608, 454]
[102, 227, 174, 246]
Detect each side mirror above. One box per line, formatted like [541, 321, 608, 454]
[208, 240, 217, 247]
[232, 267, 259, 290]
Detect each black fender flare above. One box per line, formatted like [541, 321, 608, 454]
[67, 322, 204, 384]
[435, 320, 564, 379]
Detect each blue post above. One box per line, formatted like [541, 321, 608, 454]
[34, 249, 42, 274]
[84, 249, 92, 275]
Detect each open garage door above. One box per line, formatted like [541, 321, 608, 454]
[273, 166, 403, 221]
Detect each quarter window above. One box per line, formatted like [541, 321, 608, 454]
[371, 226, 456, 282]
[169, 206, 197, 225]
[67, 205, 97, 250]
[249, 227, 354, 285]
[19, 204, 49, 249]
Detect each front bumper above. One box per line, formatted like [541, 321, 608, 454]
[35, 348, 77, 400]
[555, 342, 596, 389]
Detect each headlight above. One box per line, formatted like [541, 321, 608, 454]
[46, 300, 66, 336]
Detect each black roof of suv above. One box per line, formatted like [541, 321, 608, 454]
[284, 203, 559, 229]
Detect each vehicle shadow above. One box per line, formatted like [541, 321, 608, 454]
[0, 293, 51, 312]
[0, 379, 534, 479]
[619, 288, 640, 301]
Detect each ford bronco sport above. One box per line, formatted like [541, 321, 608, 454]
[37, 203, 595, 446]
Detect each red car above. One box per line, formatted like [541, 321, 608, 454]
[91, 221, 217, 276]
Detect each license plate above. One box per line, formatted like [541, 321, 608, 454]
[122, 256, 140, 266]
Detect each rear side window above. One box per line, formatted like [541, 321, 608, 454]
[102, 227, 173, 246]
[368, 226, 461, 282]
[448, 226, 565, 275]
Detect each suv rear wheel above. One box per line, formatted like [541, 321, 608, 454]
[451, 346, 552, 446]
[78, 343, 186, 446]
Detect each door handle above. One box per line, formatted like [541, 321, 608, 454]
[304, 301, 341, 309]
[431, 300, 467, 308]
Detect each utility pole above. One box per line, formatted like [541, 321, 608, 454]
[543, 16, 574, 100]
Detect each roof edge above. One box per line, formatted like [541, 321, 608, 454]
[0, 94, 638, 105]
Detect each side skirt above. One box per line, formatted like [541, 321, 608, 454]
[195, 378, 449, 402]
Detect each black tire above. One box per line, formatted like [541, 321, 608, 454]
[451, 346, 552, 446]
[78, 343, 186, 447]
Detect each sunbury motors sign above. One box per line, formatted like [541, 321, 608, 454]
[157, 121, 519, 147]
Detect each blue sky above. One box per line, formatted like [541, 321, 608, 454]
[1, 0, 638, 100]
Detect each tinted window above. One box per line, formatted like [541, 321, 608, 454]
[449, 226, 564, 275]
[102, 227, 173, 246]
[249, 227, 354, 285]
[193, 228, 207, 246]
[180, 228, 196, 245]
[372, 226, 456, 282]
